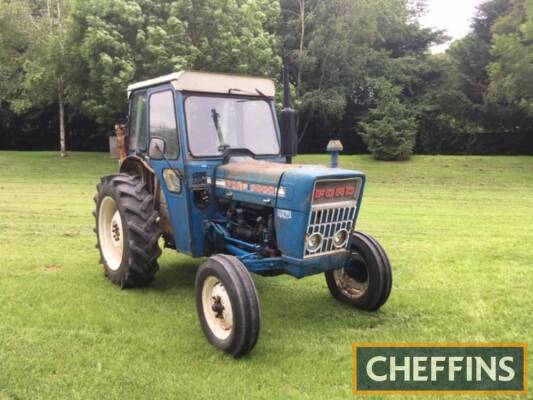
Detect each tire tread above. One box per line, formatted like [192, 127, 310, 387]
[195, 255, 261, 357]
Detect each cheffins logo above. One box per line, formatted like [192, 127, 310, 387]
[352, 343, 528, 395]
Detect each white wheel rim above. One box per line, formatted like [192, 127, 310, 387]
[98, 196, 124, 271]
[202, 276, 233, 340]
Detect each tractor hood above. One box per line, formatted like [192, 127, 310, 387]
[215, 158, 365, 211]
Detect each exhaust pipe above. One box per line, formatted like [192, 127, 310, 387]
[280, 65, 297, 163]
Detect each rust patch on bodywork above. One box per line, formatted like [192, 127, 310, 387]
[217, 160, 302, 186]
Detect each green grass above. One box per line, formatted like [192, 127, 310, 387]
[0, 151, 532, 399]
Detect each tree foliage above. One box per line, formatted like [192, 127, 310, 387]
[0, 0, 33, 111]
[489, 0, 533, 115]
[68, 0, 281, 124]
[0, 0, 70, 155]
[414, 0, 533, 155]
[279, 0, 444, 157]
[2, 0, 533, 156]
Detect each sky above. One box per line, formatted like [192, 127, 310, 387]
[419, 0, 485, 52]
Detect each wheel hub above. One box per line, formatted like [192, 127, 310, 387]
[334, 253, 369, 299]
[98, 196, 124, 272]
[112, 220, 121, 242]
[211, 295, 225, 318]
[202, 276, 233, 340]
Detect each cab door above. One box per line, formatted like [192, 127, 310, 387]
[147, 86, 193, 255]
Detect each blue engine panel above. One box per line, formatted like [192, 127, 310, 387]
[209, 159, 366, 277]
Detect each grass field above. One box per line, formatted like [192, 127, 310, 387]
[0, 151, 531, 399]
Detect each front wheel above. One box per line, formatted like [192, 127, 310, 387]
[325, 231, 392, 311]
[195, 255, 261, 357]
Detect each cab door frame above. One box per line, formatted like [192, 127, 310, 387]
[147, 84, 193, 255]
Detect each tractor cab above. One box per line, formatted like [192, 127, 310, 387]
[94, 70, 392, 357]
[122, 72, 288, 254]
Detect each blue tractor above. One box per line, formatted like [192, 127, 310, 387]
[94, 69, 392, 357]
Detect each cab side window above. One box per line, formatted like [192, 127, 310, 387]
[129, 91, 148, 152]
[150, 91, 179, 159]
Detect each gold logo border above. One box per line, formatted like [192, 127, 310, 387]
[352, 342, 528, 396]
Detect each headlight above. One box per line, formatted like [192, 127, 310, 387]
[306, 232, 323, 253]
[163, 169, 181, 193]
[333, 229, 349, 248]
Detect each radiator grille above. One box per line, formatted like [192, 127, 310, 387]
[304, 203, 357, 257]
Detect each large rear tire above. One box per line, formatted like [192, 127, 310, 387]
[94, 174, 161, 288]
[195, 254, 261, 357]
[325, 231, 392, 311]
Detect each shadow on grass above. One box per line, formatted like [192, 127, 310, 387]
[261, 285, 390, 334]
[148, 256, 391, 337]
[148, 258, 201, 292]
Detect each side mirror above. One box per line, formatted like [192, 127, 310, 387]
[148, 137, 166, 160]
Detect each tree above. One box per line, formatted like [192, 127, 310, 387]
[0, 0, 32, 110]
[489, 0, 533, 118]
[414, 54, 484, 154]
[444, 0, 516, 133]
[68, 0, 148, 124]
[280, 0, 444, 152]
[68, 0, 281, 126]
[359, 79, 417, 160]
[45, 0, 69, 157]
[413, 0, 532, 155]
[177, 0, 281, 75]
[280, 0, 317, 97]
[0, 0, 70, 157]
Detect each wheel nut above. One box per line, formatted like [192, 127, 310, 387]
[112, 222, 120, 241]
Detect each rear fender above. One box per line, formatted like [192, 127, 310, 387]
[119, 155, 174, 243]
[120, 155, 155, 193]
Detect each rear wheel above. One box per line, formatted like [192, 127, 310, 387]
[325, 231, 392, 311]
[94, 174, 161, 288]
[195, 254, 261, 357]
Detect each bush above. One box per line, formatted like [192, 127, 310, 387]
[359, 80, 417, 161]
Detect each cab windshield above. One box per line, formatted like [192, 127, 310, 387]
[184, 95, 280, 157]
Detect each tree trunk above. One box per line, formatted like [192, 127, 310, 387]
[297, 0, 305, 96]
[58, 81, 66, 158]
[296, 0, 306, 141]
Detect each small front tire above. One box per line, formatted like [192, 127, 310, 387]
[325, 231, 392, 311]
[195, 254, 261, 357]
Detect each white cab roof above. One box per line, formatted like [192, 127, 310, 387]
[127, 71, 276, 98]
